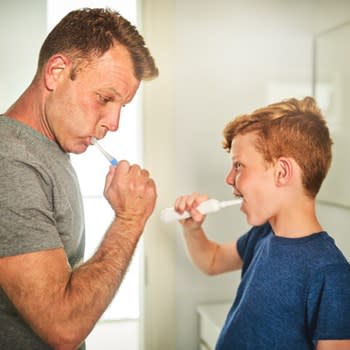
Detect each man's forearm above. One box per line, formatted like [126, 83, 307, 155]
[59, 218, 144, 346]
[10, 218, 146, 350]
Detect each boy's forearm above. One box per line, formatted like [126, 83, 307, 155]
[182, 224, 217, 274]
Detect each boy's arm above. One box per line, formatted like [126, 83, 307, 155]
[317, 340, 350, 349]
[182, 221, 243, 275]
[176, 193, 243, 275]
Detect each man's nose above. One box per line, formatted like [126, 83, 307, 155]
[103, 105, 121, 132]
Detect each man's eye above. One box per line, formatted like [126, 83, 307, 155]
[97, 94, 111, 104]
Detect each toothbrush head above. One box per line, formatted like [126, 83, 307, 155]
[90, 137, 97, 145]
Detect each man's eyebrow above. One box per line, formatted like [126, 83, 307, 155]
[101, 87, 122, 98]
[103, 87, 134, 103]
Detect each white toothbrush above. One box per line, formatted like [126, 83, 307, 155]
[91, 137, 117, 166]
[160, 198, 242, 223]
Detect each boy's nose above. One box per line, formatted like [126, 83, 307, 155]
[226, 168, 236, 186]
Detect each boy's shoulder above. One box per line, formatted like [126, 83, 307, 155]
[300, 232, 349, 269]
[238, 223, 272, 251]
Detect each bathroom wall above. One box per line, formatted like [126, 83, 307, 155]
[0, 0, 46, 112]
[142, 1, 350, 349]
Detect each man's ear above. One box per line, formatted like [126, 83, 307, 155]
[274, 157, 293, 186]
[44, 54, 70, 91]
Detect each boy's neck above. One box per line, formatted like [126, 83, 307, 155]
[269, 199, 323, 238]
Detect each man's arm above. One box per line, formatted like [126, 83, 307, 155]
[0, 161, 156, 350]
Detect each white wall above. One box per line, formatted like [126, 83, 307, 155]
[141, 0, 177, 348]
[314, 0, 350, 263]
[0, 0, 47, 112]
[142, 1, 350, 349]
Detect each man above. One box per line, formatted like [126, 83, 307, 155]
[0, 8, 158, 350]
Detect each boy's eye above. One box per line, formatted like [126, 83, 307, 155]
[234, 162, 242, 170]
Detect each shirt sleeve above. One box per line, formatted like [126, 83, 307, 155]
[0, 158, 63, 257]
[236, 223, 271, 275]
[307, 263, 350, 343]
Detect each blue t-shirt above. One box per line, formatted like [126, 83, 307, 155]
[216, 223, 350, 350]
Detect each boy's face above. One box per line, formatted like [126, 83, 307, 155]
[226, 132, 280, 226]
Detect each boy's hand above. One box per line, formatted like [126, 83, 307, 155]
[174, 192, 209, 227]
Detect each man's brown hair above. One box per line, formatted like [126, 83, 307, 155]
[37, 8, 158, 81]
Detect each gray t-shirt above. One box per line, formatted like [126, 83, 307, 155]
[0, 115, 85, 349]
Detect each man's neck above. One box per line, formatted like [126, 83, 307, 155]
[5, 80, 52, 140]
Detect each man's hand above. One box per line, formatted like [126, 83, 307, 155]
[104, 160, 157, 228]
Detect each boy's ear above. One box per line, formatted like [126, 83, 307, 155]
[44, 54, 70, 91]
[274, 157, 293, 186]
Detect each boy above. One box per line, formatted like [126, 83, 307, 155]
[174, 97, 350, 350]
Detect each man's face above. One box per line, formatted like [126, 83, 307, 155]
[44, 45, 140, 154]
[225, 132, 279, 226]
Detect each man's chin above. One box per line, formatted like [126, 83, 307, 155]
[69, 143, 89, 154]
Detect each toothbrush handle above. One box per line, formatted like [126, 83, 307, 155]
[160, 199, 220, 223]
[160, 209, 192, 223]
